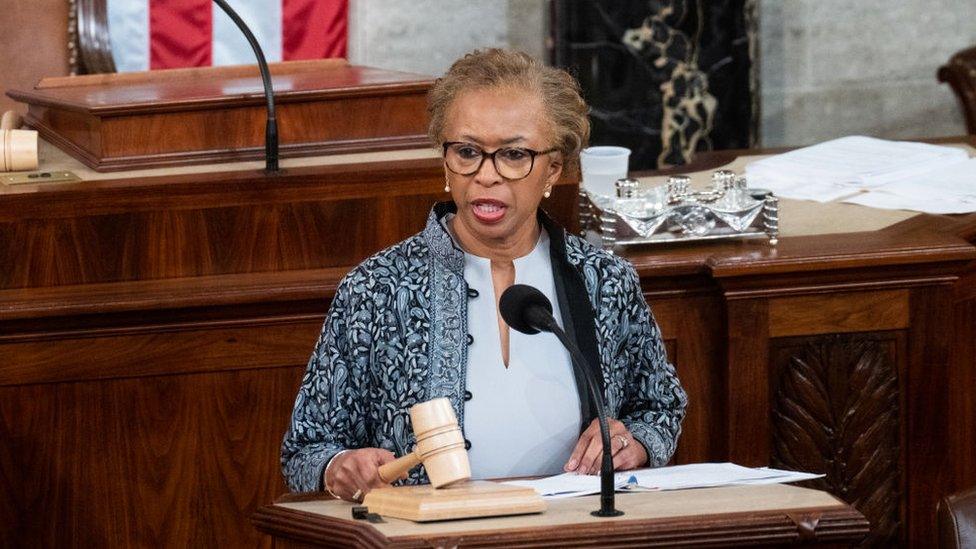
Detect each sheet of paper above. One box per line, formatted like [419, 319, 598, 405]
[502, 472, 629, 499]
[745, 176, 858, 203]
[871, 157, 976, 197]
[744, 136, 970, 203]
[843, 191, 976, 214]
[621, 462, 794, 490]
[725, 467, 825, 485]
[746, 136, 968, 186]
[501, 463, 824, 499]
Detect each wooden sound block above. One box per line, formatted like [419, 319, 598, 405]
[361, 480, 546, 522]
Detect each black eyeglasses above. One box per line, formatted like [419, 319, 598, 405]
[442, 142, 558, 180]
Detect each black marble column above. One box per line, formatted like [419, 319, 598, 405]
[551, 0, 757, 170]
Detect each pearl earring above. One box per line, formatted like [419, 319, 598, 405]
[543, 188, 552, 198]
[444, 183, 451, 193]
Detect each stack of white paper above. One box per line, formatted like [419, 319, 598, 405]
[745, 136, 970, 204]
[502, 462, 824, 499]
[844, 158, 976, 213]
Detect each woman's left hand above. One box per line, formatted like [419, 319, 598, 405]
[564, 418, 648, 475]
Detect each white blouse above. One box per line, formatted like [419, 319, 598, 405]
[459, 230, 582, 480]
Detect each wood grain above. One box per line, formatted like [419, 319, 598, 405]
[0, 160, 579, 291]
[952, 267, 976, 493]
[650, 295, 727, 463]
[0, 366, 304, 547]
[0, 319, 320, 386]
[906, 285, 957, 547]
[2, 142, 975, 547]
[256, 485, 869, 547]
[8, 62, 434, 171]
[725, 299, 770, 466]
[768, 289, 909, 337]
[38, 59, 349, 89]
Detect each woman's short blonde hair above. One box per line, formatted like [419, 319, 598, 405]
[427, 48, 590, 170]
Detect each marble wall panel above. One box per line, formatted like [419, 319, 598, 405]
[759, 0, 976, 146]
[347, 0, 545, 77]
[344, 1, 972, 149]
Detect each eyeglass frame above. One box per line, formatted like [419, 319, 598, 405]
[441, 141, 559, 180]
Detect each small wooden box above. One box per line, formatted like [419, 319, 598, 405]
[7, 59, 434, 172]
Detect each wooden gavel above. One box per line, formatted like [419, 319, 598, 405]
[1, 111, 38, 172]
[377, 397, 471, 488]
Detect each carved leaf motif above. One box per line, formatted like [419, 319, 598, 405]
[771, 335, 900, 546]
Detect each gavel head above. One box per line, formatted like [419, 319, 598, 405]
[410, 397, 470, 488]
[0, 129, 38, 172]
[0, 111, 39, 172]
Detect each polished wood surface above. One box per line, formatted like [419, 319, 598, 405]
[2, 140, 975, 547]
[6, 60, 434, 171]
[256, 484, 869, 547]
[767, 289, 909, 337]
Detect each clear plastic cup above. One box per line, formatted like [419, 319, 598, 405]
[580, 146, 631, 198]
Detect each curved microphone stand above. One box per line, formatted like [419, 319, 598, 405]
[539, 317, 623, 517]
[500, 284, 623, 518]
[212, 0, 280, 173]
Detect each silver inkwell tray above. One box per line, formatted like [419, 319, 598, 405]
[579, 169, 780, 249]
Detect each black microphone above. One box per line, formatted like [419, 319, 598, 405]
[212, 0, 280, 174]
[498, 284, 558, 334]
[499, 284, 623, 518]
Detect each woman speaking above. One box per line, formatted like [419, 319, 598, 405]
[282, 49, 687, 501]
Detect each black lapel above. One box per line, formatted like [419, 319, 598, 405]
[539, 210, 604, 428]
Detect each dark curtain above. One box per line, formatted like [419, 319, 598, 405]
[551, 0, 757, 170]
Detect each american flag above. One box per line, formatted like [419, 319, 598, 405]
[106, 0, 348, 72]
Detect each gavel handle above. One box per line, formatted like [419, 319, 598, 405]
[1, 111, 22, 131]
[377, 451, 421, 484]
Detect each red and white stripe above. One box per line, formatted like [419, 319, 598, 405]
[107, 0, 347, 72]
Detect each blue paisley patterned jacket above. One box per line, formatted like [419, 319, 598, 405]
[281, 202, 687, 492]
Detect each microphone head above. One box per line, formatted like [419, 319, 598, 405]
[499, 284, 554, 335]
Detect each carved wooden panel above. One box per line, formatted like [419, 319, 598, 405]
[770, 333, 904, 546]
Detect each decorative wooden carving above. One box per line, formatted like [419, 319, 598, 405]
[771, 334, 902, 546]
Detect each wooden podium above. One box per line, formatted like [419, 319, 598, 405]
[1, 138, 974, 547]
[252, 484, 869, 547]
[6, 59, 434, 171]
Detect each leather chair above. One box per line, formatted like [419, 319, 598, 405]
[938, 486, 976, 548]
[938, 45, 976, 135]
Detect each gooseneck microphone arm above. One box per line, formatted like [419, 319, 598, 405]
[212, 0, 279, 173]
[546, 319, 623, 518]
[500, 284, 623, 517]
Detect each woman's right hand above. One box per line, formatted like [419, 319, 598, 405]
[324, 448, 400, 501]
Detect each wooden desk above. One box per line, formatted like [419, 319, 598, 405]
[1, 138, 974, 547]
[253, 484, 869, 547]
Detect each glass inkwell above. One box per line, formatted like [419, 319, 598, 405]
[579, 169, 779, 250]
